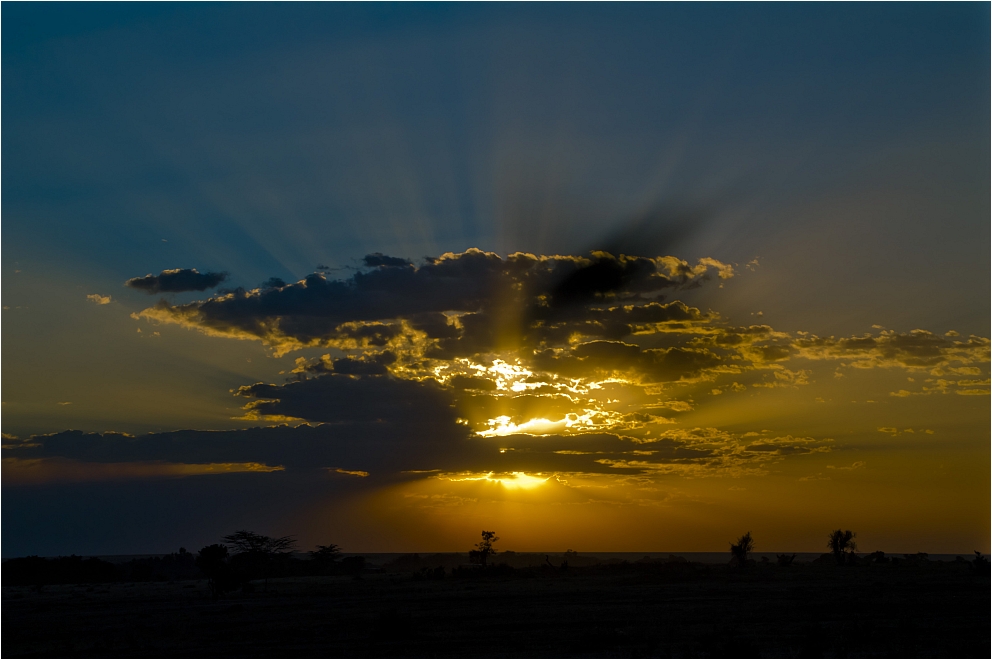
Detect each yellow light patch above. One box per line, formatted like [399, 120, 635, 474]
[441, 471, 549, 490]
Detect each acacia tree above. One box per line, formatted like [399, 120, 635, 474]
[730, 531, 754, 567]
[309, 544, 342, 575]
[222, 530, 296, 589]
[469, 530, 499, 568]
[827, 529, 857, 565]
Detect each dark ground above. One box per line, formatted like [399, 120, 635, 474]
[3, 557, 989, 658]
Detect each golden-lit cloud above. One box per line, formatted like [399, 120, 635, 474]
[329, 468, 370, 477]
[86, 293, 111, 305]
[792, 329, 989, 371]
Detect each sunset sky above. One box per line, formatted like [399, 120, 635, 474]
[3, 3, 989, 557]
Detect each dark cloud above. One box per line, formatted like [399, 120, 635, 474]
[549, 253, 658, 307]
[296, 352, 397, 376]
[448, 375, 498, 391]
[2, 415, 825, 485]
[3, 374, 475, 476]
[4, 423, 462, 474]
[235, 374, 455, 425]
[136, 249, 733, 355]
[125, 268, 228, 294]
[363, 253, 413, 268]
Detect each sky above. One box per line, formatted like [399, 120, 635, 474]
[2, 3, 989, 557]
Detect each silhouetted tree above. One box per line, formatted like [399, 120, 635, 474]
[311, 544, 341, 561]
[730, 532, 754, 567]
[828, 529, 857, 565]
[222, 530, 296, 590]
[310, 544, 342, 575]
[196, 544, 240, 596]
[469, 530, 499, 568]
[223, 530, 296, 555]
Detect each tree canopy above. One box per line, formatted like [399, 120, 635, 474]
[222, 530, 296, 556]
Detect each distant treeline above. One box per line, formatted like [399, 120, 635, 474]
[5, 528, 987, 589]
[2, 546, 361, 588]
[5, 548, 987, 588]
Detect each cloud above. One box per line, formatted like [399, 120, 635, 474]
[120, 248, 990, 461]
[129, 249, 987, 399]
[2, 399, 832, 485]
[125, 268, 228, 294]
[2, 457, 283, 485]
[86, 293, 112, 305]
[292, 351, 397, 376]
[876, 427, 932, 436]
[234, 373, 459, 425]
[363, 253, 413, 268]
[1, 417, 475, 478]
[827, 461, 866, 471]
[329, 468, 370, 477]
[17, 247, 974, 493]
[792, 329, 990, 372]
[133, 249, 733, 355]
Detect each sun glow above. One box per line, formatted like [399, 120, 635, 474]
[479, 359, 537, 391]
[476, 409, 638, 437]
[478, 416, 567, 436]
[442, 471, 550, 490]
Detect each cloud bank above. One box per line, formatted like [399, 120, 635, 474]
[8, 250, 989, 491]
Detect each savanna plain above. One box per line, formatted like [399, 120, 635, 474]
[3, 549, 989, 658]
